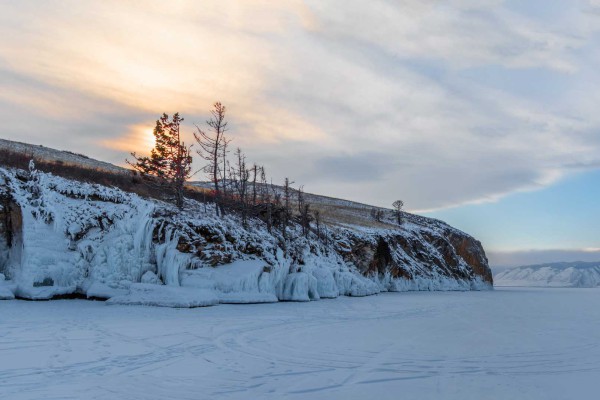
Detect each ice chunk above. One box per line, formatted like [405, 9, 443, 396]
[140, 271, 160, 285]
[106, 283, 219, 308]
[280, 272, 320, 302]
[182, 260, 266, 290]
[84, 281, 129, 299]
[311, 268, 339, 298]
[0, 279, 15, 300]
[15, 285, 77, 300]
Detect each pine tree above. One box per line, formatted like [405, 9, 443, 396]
[128, 113, 192, 209]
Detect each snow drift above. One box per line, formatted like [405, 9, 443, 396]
[0, 156, 492, 307]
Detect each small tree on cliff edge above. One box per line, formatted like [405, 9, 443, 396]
[128, 113, 192, 209]
[392, 199, 404, 225]
[194, 102, 230, 217]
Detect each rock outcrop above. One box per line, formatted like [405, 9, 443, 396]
[0, 158, 492, 306]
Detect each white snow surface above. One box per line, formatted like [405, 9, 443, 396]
[495, 262, 600, 287]
[1, 288, 599, 400]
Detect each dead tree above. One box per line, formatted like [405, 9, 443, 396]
[231, 148, 250, 226]
[313, 210, 321, 240]
[220, 135, 231, 199]
[194, 102, 230, 217]
[392, 200, 404, 225]
[371, 208, 384, 223]
[251, 164, 258, 206]
[281, 178, 294, 246]
[259, 167, 274, 233]
[297, 185, 311, 237]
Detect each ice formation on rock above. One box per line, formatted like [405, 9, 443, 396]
[0, 164, 492, 307]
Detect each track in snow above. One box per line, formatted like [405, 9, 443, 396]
[1, 288, 599, 400]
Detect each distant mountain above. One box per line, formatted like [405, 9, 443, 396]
[494, 261, 600, 288]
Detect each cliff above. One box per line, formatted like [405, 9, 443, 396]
[0, 144, 492, 306]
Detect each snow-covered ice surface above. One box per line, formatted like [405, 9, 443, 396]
[495, 262, 600, 288]
[1, 288, 599, 400]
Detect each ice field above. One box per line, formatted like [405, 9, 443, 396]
[1, 287, 599, 400]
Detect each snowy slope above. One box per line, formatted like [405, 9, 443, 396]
[0, 145, 492, 307]
[0, 138, 126, 174]
[494, 262, 600, 287]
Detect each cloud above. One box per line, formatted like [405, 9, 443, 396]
[0, 0, 600, 212]
[307, 0, 581, 71]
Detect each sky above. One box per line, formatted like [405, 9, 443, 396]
[1, 0, 599, 267]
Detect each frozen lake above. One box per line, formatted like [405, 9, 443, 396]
[1, 288, 599, 400]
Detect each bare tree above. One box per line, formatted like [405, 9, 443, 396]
[220, 134, 231, 199]
[194, 102, 230, 216]
[392, 200, 404, 225]
[370, 208, 384, 223]
[313, 209, 321, 240]
[259, 167, 274, 233]
[231, 148, 250, 227]
[297, 185, 311, 237]
[282, 177, 294, 244]
[251, 164, 258, 206]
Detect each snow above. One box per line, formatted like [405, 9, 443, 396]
[14, 285, 76, 300]
[1, 288, 599, 399]
[0, 281, 15, 300]
[82, 281, 129, 299]
[0, 273, 15, 299]
[218, 292, 278, 304]
[106, 284, 219, 308]
[495, 262, 600, 287]
[0, 286, 14, 300]
[0, 138, 127, 175]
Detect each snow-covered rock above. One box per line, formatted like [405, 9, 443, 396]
[495, 262, 600, 288]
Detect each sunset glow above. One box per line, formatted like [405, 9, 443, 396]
[98, 125, 156, 155]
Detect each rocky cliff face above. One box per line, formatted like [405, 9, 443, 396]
[0, 163, 492, 306]
[335, 221, 491, 291]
